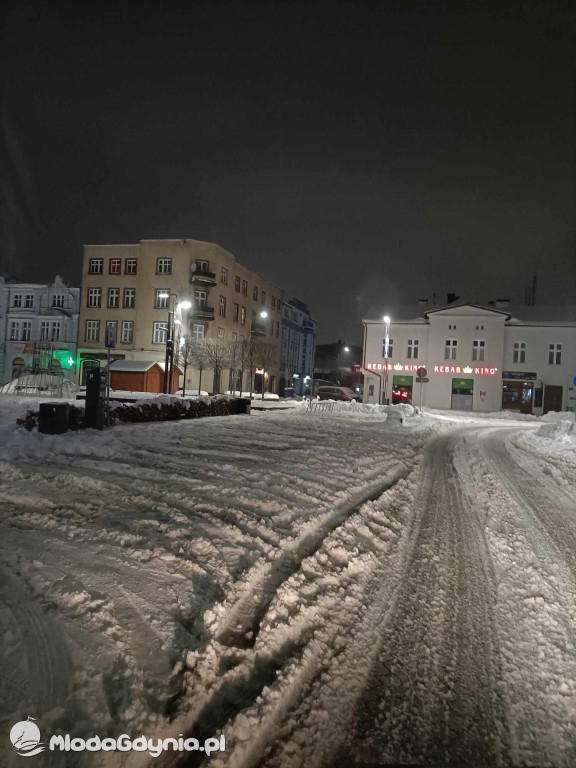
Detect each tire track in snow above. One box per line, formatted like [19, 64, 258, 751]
[216, 464, 413, 649]
[340, 430, 510, 767]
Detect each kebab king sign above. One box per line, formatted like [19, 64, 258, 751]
[365, 362, 498, 376]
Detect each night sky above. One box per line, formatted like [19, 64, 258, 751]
[1, 0, 575, 343]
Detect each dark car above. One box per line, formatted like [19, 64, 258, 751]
[316, 386, 360, 402]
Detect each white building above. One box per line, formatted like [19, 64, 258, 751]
[362, 302, 576, 414]
[0, 276, 80, 384]
[280, 298, 316, 395]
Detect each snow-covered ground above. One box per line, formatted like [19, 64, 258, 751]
[1, 398, 576, 767]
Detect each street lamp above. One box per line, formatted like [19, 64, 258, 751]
[158, 293, 191, 394]
[250, 310, 268, 398]
[336, 343, 350, 383]
[383, 315, 391, 405]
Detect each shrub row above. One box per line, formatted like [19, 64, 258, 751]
[17, 396, 246, 431]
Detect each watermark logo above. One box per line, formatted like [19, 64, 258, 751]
[10, 717, 46, 757]
[9, 718, 225, 759]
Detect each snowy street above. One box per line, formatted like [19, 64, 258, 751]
[1, 405, 576, 767]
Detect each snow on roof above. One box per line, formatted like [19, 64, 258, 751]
[110, 360, 159, 372]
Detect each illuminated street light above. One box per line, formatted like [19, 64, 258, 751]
[383, 315, 391, 405]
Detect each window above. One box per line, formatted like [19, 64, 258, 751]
[52, 294, 65, 308]
[109, 258, 122, 274]
[242, 280, 248, 296]
[475, 324, 485, 331]
[240, 306, 246, 325]
[513, 341, 526, 364]
[85, 320, 100, 342]
[153, 322, 168, 344]
[9, 321, 19, 341]
[21, 321, 31, 341]
[88, 288, 102, 307]
[40, 321, 50, 340]
[221, 267, 228, 284]
[261, 290, 266, 306]
[194, 290, 207, 308]
[123, 288, 135, 308]
[89, 258, 103, 274]
[125, 258, 137, 275]
[191, 324, 205, 340]
[217, 328, 224, 339]
[407, 339, 419, 359]
[233, 303, 239, 322]
[121, 321, 134, 344]
[253, 285, 259, 301]
[448, 324, 457, 330]
[12, 294, 22, 307]
[232, 332, 238, 341]
[472, 340, 485, 361]
[275, 321, 279, 338]
[235, 276, 241, 292]
[155, 289, 169, 308]
[445, 339, 457, 360]
[382, 338, 394, 358]
[271, 296, 276, 309]
[219, 296, 226, 317]
[549, 343, 562, 365]
[105, 321, 117, 345]
[108, 288, 120, 308]
[196, 260, 209, 272]
[156, 257, 172, 274]
[25, 294, 34, 308]
[50, 321, 61, 341]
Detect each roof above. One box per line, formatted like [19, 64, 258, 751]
[110, 360, 159, 372]
[424, 303, 512, 320]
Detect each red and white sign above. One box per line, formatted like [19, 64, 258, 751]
[433, 365, 497, 375]
[365, 363, 423, 372]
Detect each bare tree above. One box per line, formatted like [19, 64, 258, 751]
[176, 335, 194, 397]
[255, 341, 279, 400]
[243, 338, 259, 398]
[190, 338, 210, 396]
[203, 338, 233, 394]
[228, 337, 243, 395]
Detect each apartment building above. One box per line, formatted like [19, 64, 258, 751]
[78, 239, 283, 392]
[362, 301, 576, 413]
[0, 275, 79, 384]
[279, 298, 316, 395]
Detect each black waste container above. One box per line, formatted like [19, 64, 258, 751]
[237, 398, 251, 415]
[39, 402, 70, 434]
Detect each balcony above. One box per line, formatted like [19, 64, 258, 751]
[191, 306, 215, 321]
[190, 269, 217, 286]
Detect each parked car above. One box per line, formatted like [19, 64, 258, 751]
[316, 386, 360, 402]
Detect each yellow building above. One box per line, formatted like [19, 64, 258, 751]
[78, 239, 283, 393]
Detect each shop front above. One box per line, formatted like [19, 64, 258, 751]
[501, 371, 537, 414]
[451, 377, 474, 411]
[392, 374, 413, 404]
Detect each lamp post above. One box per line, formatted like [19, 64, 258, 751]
[158, 293, 191, 394]
[250, 310, 268, 397]
[336, 344, 350, 384]
[383, 315, 391, 405]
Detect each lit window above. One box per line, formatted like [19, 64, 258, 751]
[109, 258, 122, 274]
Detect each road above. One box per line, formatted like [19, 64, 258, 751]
[1, 413, 576, 767]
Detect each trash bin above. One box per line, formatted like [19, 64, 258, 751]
[39, 402, 70, 434]
[237, 398, 251, 415]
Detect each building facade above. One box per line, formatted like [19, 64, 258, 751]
[0, 275, 80, 384]
[279, 298, 316, 395]
[77, 239, 283, 392]
[362, 303, 576, 414]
